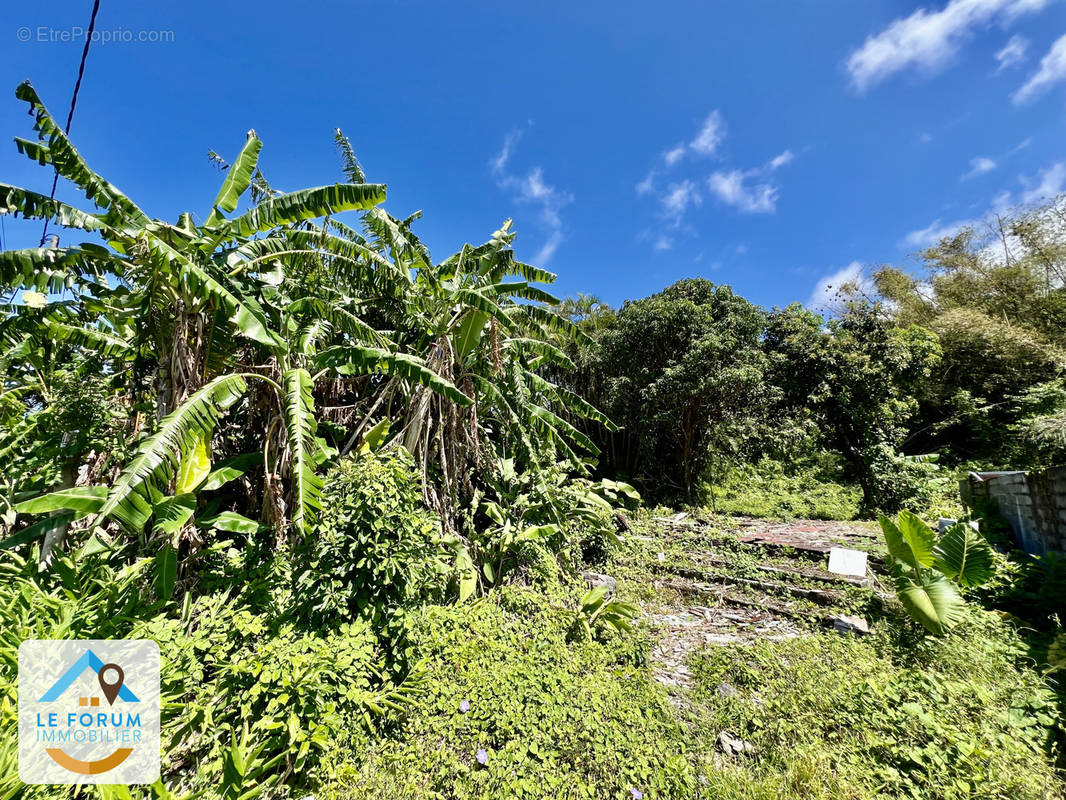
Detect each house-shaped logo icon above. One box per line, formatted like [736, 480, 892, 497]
[38, 649, 140, 703]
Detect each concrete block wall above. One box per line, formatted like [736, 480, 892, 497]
[962, 467, 1066, 555]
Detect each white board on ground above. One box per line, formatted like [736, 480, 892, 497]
[828, 547, 868, 577]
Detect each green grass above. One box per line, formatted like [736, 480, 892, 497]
[323, 585, 695, 799]
[710, 467, 862, 520]
[686, 613, 1062, 799]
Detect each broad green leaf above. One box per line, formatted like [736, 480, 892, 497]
[284, 368, 323, 536]
[77, 531, 113, 558]
[895, 571, 966, 635]
[196, 510, 261, 535]
[933, 523, 995, 587]
[453, 310, 490, 359]
[45, 321, 132, 358]
[358, 419, 390, 453]
[514, 524, 560, 543]
[199, 452, 260, 492]
[880, 511, 936, 569]
[16, 486, 108, 515]
[581, 586, 608, 612]
[455, 544, 477, 602]
[0, 182, 108, 233]
[146, 234, 283, 349]
[15, 82, 149, 231]
[176, 434, 212, 494]
[155, 545, 177, 601]
[95, 375, 248, 532]
[0, 245, 117, 292]
[481, 501, 506, 525]
[208, 130, 262, 221]
[334, 128, 366, 183]
[0, 512, 75, 551]
[225, 183, 386, 237]
[153, 494, 196, 535]
[313, 346, 472, 407]
[504, 337, 576, 370]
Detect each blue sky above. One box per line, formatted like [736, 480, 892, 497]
[1, 0, 1064, 310]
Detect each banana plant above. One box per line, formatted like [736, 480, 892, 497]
[879, 510, 995, 634]
[2, 84, 622, 581]
[1, 83, 467, 553]
[571, 586, 640, 642]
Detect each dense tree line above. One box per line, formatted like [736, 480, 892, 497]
[557, 196, 1066, 512]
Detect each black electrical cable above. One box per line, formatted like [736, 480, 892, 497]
[40, 0, 103, 247]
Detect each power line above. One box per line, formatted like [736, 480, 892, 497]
[40, 0, 103, 248]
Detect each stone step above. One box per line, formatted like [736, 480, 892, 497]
[653, 577, 831, 621]
[654, 565, 846, 606]
[683, 553, 875, 586]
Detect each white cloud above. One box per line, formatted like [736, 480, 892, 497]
[532, 230, 564, 264]
[846, 0, 1048, 92]
[1020, 161, 1066, 203]
[807, 262, 870, 310]
[660, 179, 702, 224]
[663, 145, 686, 166]
[902, 217, 977, 248]
[1013, 32, 1066, 103]
[995, 34, 1029, 71]
[490, 132, 573, 265]
[707, 170, 779, 214]
[652, 111, 726, 167]
[635, 112, 793, 243]
[636, 170, 656, 195]
[491, 129, 522, 174]
[690, 111, 726, 156]
[963, 156, 997, 179]
[767, 150, 794, 170]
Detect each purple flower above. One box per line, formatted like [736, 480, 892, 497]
[476, 748, 489, 765]
[459, 699, 471, 713]
[630, 790, 644, 800]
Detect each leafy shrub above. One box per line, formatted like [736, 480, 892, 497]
[688, 614, 1062, 799]
[866, 447, 963, 517]
[471, 458, 638, 590]
[568, 585, 640, 642]
[978, 549, 1066, 627]
[141, 600, 414, 796]
[879, 510, 995, 634]
[323, 588, 695, 799]
[293, 450, 454, 631]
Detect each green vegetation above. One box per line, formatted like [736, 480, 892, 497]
[2, 80, 1065, 798]
[325, 589, 693, 800]
[687, 616, 1061, 799]
[879, 510, 996, 634]
[713, 461, 863, 520]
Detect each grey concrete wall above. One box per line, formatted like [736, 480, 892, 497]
[962, 467, 1066, 555]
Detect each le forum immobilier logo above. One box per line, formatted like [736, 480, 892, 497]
[18, 640, 160, 784]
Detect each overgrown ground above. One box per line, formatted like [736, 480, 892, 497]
[327, 509, 1065, 800]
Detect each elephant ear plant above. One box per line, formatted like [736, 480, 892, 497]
[878, 510, 996, 635]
